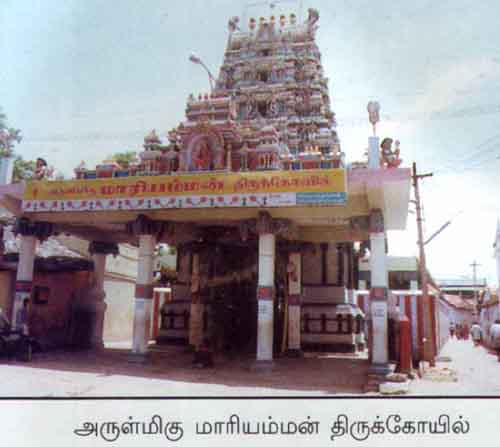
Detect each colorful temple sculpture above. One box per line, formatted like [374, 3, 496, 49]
[0, 10, 411, 374]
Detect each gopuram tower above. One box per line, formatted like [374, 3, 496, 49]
[164, 8, 343, 175]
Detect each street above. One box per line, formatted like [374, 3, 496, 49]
[410, 337, 500, 395]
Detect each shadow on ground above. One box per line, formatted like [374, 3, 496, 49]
[0, 346, 369, 395]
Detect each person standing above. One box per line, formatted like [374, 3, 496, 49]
[490, 320, 500, 361]
[463, 323, 470, 340]
[449, 321, 456, 338]
[15, 298, 30, 336]
[470, 322, 482, 347]
[0, 308, 10, 332]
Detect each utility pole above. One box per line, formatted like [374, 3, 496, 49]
[470, 260, 481, 312]
[412, 162, 435, 365]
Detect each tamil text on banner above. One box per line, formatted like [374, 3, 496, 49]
[22, 169, 347, 212]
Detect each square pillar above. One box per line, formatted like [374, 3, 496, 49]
[12, 235, 37, 332]
[286, 251, 302, 357]
[256, 232, 275, 363]
[368, 136, 380, 168]
[11, 219, 54, 334]
[368, 209, 390, 375]
[132, 233, 156, 357]
[189, 252, 204, 350]
[88, 241, 119, 350]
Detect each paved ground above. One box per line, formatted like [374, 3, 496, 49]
[3, 338, 497, 397]
[0, 344, 369, 397]
[410, 337, 500, 395]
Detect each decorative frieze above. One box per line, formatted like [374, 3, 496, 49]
[15, 280, 33, 293]
[257, 286, 273, 301]
[288, 294, 301, 306]
[370, 286, 388, 301]
[135, 284, 154, 300]
[88, 241, 119, 257]
[126, 214, 169, 237]
[13, 218, 54, 241]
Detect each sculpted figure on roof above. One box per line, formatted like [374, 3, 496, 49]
[307, 8, 319, 34]
[228, 16, 240, 33]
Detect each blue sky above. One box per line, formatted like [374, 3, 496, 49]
[1, 0, 500, 285]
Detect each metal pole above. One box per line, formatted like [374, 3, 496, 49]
[470, 260, 481, 313]
[198, 61, 215, 92]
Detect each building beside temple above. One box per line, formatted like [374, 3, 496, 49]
[495, 218, 500, 294]
[0, 9, 411, 375]
[478, 219, 500, 346]
[0, 209, 138, 349]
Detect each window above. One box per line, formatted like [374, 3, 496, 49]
[33, 286, 50, 305]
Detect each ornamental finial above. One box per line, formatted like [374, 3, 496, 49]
[367, 101, 380, 136]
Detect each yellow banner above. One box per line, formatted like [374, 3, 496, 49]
[24, 169, 346, 201]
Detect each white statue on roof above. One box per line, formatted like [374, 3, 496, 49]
[307, 8, 319, 29]
[228, 16, 240, 33]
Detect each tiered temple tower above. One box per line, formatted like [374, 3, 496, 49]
[164, 9, 343, 176]
[75, 9, 342, 179]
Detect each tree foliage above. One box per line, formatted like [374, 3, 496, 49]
[108, 151, 137, 169]
[12, 157, 36, 182]
[0, 108, 22, 158]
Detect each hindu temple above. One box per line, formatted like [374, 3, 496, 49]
[0, 9, 411, 374]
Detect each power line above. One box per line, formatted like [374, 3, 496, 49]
[434, 132, 500, 174]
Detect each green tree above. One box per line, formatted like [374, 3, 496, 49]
[108, 150, 137, 169]
[0, 108, 22, 158]
[12, 156, 36, 182]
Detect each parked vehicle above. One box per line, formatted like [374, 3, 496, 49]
[0, 313, 36, 361]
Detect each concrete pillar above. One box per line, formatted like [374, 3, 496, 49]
[189, 252, 204, 350]
[368, 209, 390, 375]
[256, 232, 275, 363]
[126, 215, 168, 360]
[287, 251, 302, 356]
[132, 234, 156, 357]
[11, 219, 53, 332]
[88, 241, 118, 349]
[91, 253, 106, 348]
[347, 289, 356, 305]
[12, 235, 37, 331]
[368, 136, 380, 169]
[0, 156, 14, 185]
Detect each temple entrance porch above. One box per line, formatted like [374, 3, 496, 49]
[2, 158, 413, 376]
[4, 210, 381, 373]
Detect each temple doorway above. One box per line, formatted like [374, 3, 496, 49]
[208, 243, 258, 355]
[211, 279, 257, 354]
